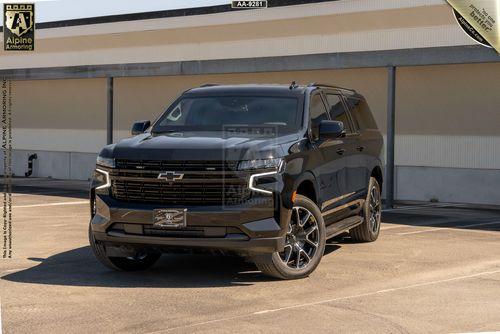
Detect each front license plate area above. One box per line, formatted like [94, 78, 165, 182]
[153, 209, 187, 228]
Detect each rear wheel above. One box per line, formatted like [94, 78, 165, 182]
[256, 194, 326, 279]
[88, 224, 161, 271]
[350, 177, 381, 242]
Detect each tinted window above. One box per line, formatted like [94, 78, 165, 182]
[153, 96, 301, 134]
[346, 97, 378, 130]
[309, 94, 329, 140]
[326, 94, 353, 134]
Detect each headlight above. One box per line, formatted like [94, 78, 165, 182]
[249, 171, 278, 195]
[238, 158, 283, 171]
[96, 156, 115, 168]
[94, 169, 111, 190]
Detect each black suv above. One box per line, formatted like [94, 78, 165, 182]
[89, 83, 383, 279]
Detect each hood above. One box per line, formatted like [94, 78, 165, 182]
[100, 131, 301, 161]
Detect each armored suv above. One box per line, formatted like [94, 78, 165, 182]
[89, 83, 383, 279]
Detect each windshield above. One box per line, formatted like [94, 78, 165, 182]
[152, 96, 301, 134]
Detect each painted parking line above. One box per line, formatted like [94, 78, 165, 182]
[382, 205, 436, 212]
[381, 204, 453, 212]
[12, 190, 85, 197]
[398, 221, 500, 235]
[380, 219, 458, 231]
[147, 268, 500, 333]
[13, 201, 88, 209]
[380, 224, 406, 231]
[382, 203, 475, 213]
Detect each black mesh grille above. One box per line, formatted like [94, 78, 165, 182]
[110, 160, 249, 205]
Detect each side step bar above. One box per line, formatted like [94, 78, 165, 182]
[325, 215, 364, 239]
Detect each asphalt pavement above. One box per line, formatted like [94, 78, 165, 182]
[1, 182, 500, 333]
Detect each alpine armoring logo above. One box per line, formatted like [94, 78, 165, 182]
[3, 3, 35, 51]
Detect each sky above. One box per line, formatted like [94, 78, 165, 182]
[0, 0, 229, 24]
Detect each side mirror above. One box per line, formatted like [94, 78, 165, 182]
[131, 120, 151, 135]
[319, 120, 345, 138]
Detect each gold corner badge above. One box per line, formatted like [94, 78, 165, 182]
[3, 3, 35, 51]
[447, 0, 500, 53]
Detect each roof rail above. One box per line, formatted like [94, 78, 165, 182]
[307, 82, 356, 93]
[199, 83, 219, 87]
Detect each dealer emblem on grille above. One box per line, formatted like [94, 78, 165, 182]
[157, 171, 184, 182]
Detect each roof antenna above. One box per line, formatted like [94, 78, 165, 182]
[289, 81, 297, 90]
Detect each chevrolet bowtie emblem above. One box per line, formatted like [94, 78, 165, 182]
[158, 171, 184, 182]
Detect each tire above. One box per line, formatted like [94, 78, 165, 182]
[88, 224, 161, 271]
[350, 177, 381, 242]
[255, 194, 326, 280]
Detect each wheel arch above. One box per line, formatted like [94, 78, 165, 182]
[293, 171, 319, 205]
[371, 165, 383, 191]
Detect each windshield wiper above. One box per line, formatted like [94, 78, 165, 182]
[152, 129, 177, 134]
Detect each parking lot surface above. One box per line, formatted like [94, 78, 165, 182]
[1, 182, 500, 333]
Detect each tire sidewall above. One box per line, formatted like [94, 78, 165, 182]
[270, 194, 326, 279]
[363, 177, 381, 240]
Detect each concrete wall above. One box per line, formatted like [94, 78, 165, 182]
[5, 67, 387, 181]
[1, 150, 97, 180]
[6, 63, 500, 204]
[395, 63, 500, 169]
[113, 68, 388, 140]
[12, 78, 107, 153]
[392, 62, 500, 205]
[396, 166, 500, 206]
[0, 1, 471, 69]
[4, 78, 106, 180]
[1, 0, 497, 204]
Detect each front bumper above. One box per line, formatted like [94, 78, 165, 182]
[90, 194, 289, 255]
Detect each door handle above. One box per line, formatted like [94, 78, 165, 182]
[336, 148, 346, 155]
[356, 146, 365, 152]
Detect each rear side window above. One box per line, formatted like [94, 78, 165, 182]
[346, 97, 378, 130]
[325, 94, 353, 134]
[309, 94, 329, 140]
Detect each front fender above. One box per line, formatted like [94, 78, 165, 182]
[281, 170, 317, 209]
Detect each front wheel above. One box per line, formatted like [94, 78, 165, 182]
[255, 194, 326, 279]
[350, 177, 382, 242]
[89, 224, 161, 271]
